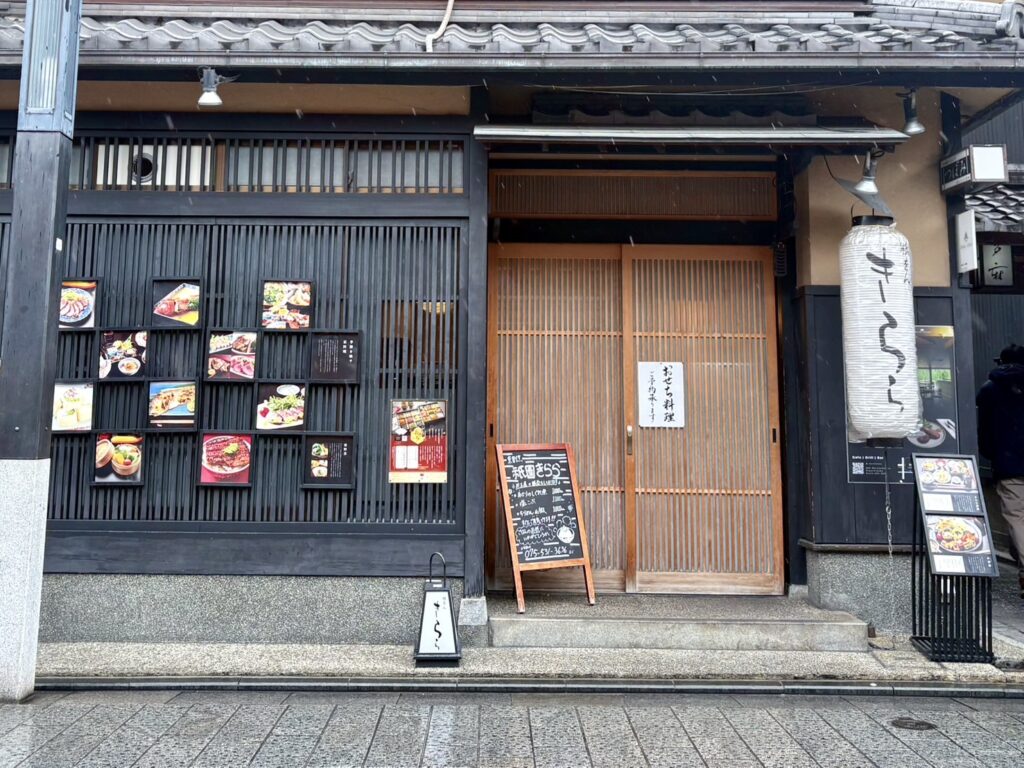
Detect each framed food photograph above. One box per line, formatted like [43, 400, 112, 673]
[261, 280, 313, 330]
[255, 383, 306, 432]
[152, 278, 202, 328]
[93, 433, 144, 485]
[309, 331, 360, 383]
[52, 382, 94, 433]
[98, 330, 148, 381]
[198, 432, 254, 487]
[59, 278, 99, 330]
[206, 330, 258, 382]
[301, 433, 356, 489]
[148, 380, 198, 430]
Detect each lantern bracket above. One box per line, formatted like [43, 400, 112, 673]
[428, 551, 448, 586]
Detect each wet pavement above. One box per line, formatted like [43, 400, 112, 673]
[4, 690, 1024, 767]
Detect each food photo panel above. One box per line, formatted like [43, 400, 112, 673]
[206, 331, 258, 381]
[59, 279, 99, 329]
[52, 382, 94, 433]
[255, 383, 306, 432]
[99, 331, 147, 380]
[261, 280, 313, 330]
[302, 434, 355, 489]
[148, 380, 198, 430]
[94, 433, 144, 485]
[152, 279, 201, 328]
[199, 433, 254, 487]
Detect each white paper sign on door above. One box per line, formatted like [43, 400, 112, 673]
[638, 361, 685, 428]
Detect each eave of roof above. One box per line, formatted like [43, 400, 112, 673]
[0, 0, 1022, 72]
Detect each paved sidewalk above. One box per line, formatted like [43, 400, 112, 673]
[994, 567, 1024, 652]
[5, 690, 1024, 767]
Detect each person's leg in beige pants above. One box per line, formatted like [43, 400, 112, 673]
[997, 478, 1024, 589]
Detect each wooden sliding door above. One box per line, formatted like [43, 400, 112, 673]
[487, 243, 783, 595]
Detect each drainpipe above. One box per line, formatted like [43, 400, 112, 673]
[425, 0, 456, 52]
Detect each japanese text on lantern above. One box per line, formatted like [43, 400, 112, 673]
[866, 247, 910, 413]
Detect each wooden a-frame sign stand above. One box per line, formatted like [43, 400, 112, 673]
[495, 443, 596, 613]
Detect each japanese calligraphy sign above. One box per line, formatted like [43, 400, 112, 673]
[982, 244, 1013, 287]
[637, 362, 685, 428]
[839, 218, 921, 441]
[495, 444, 596, 613]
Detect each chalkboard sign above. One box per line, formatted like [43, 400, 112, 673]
[495, 443, 595, 613]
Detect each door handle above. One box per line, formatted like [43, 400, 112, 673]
[626, 424, 633, 456]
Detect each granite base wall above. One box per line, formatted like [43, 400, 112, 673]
[40, 574, 463, 645]
[806, 551, 912, 634]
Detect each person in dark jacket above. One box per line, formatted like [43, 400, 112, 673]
[977, 343, 1024, 594]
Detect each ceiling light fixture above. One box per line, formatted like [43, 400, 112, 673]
[198, 67, 236, 108]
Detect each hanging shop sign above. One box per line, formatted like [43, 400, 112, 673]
[840, 216, 920, 442]
[389, 400, 448, 484]
[982, 244, 1014, 287]
[940, 145, 1007, 194]
[848, 326, 958, 484]
[637, 361, 685, 428]
[912, 454, 998, 578]
[495, 443, 596, 613]
[956, 210, 978, 274]
[415, 552, 461, 664]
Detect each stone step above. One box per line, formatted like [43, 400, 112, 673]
[483, 598, 868, 651]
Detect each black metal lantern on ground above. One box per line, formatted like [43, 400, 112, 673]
[414, 552, 461, 664]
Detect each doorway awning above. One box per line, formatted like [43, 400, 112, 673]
[474, 124, 909, 150]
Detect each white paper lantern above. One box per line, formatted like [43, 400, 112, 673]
[840, 216, 921, 441]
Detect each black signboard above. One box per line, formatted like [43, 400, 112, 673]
[912, 453, 998, 578]
[495, 443, 595, 613]
[309, 331, 360, 383]
[848, 326, 959, 484]
[301, 433, 356, 489]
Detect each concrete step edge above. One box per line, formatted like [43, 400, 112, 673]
[489, 616, 868, 627]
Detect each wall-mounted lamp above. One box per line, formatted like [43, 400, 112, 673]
[901, 90, 926, 136]
[834, 149, 893, 216]
[198, 67, 236, 108]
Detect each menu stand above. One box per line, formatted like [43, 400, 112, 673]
[910, 454, 996, 664]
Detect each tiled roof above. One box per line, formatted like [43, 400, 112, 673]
[968, 184, 1024, 232]
[0, 0, 1022, 67]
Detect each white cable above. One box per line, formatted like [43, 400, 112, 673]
[425, 0, 456, 53]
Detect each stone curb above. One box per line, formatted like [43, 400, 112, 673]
[34, 676, 1024, 698]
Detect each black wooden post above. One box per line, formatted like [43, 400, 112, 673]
[0, 0, 81, 702]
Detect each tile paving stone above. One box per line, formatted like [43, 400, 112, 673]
[0, 704, 45, 737]
[577, 706, 645, 768]
[767, 708, 873, 768]
[133, 703, 239, 768]
[868, 709, 989, 768]
[304, 704, 382, 768]
[624, 693, 738, 709]
[843, 695, 974, 713]
[911, 711, 1024, 768]
[0, 702, 96, 768]
[818, 708, 935, 768]
[76, 706, 190, 768]
[957, 697, 1024, 712]
[671, 707, 760, 768]
[961, 709, 1024, 751]
[400, 692, 511, 706]
[249, 734, 320, 767]
[62, 690, 182, 705]
[625, 706, 705, 768]
[528, 707, 590, 766]
[422, 705, 478, 768]
[284, 692, 400, 705]
[17, 703, 142, 768]
[512, 693, 624, 708]
[721, 708, 817, 768]
[730, 694, 849, 710]
[531, 745, 591, 768]
[363, 705, 431, 768]
[478, 705, 533, 768]
[270, 704, 332, 736]
[167, 692, 290, 706]
[191, 706, 286, 768]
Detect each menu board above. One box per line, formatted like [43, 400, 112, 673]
[302, 434, 355, 488]
[495, 443, 596, 613]
[94, 433, 143, 485]
[59, 279, 98, 329]
[389, 400, 447, 484]
[913, 454, 999, 577]
[199, 433, 254, 487]
[152, 279, 201, 328]
[206, 331, 258, 381]
[99, 331, 147, 380]
[148, 381, 198, 430]
[849, 326, 959, 484]
[310, 332, 360, 383]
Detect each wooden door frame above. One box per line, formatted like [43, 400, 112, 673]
[486, 243, 785, 595]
